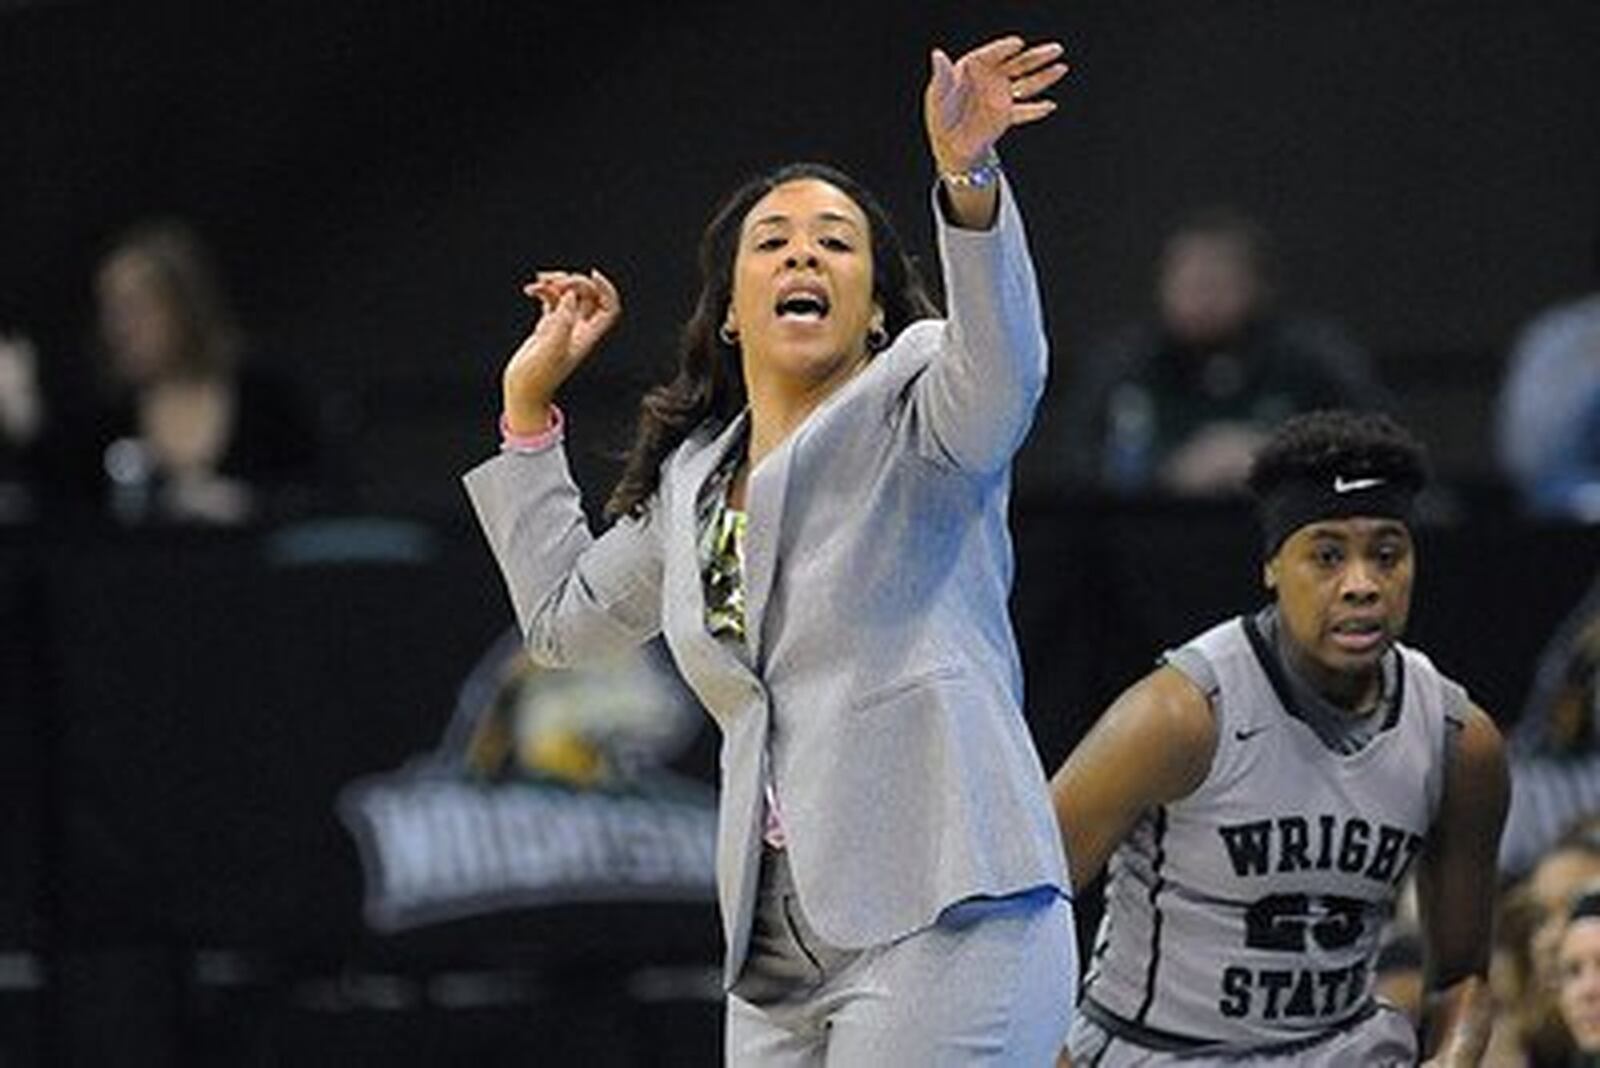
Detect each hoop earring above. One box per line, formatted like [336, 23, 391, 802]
[867, 325, 889, 352]
[718, 324, 739, 346]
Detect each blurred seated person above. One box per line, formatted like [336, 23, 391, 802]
[1033, 206, 1392, 497]
[1496, 234, 1600, 522]
[1501, 571, 1600, 879]
[1558, 887, 1600, 1065]
[0, 331, 45, 522]
[1485, 879, 1553, 1068]
[1505, 819, 1600, 1067]
[63, 220, 324, 524]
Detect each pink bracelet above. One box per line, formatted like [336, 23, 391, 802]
[499, 405, 564, 453]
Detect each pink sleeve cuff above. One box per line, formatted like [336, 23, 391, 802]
[499, 405, 564, 453]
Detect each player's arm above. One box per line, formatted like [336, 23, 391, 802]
[1050, 665, 1218, 893]
[1416, 702, 1509, 1068]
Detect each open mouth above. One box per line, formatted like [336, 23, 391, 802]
[1329, 618, 1385, 651]
[774, 285, 829, 322]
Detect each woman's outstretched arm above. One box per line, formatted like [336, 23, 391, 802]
[910, 34, 1070, 472]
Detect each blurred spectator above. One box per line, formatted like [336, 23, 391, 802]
[0, 332, 45, 522]
[1486, 879, 1552, 1067]
[1558, 888, 1600, 1064]
[1531, 824, 1600, 993]
[1496, 233, 1600, 521]
[58, 219, 326, 524]
[1497, 820, 1600, 1067]
[1491, 565, 1600, 1064]
[1029, 206, 1392, 497]
[1501, 571, 1600, 879]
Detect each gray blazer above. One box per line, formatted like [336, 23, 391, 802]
[464, 179, 1070, 985]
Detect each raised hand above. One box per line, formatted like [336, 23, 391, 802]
[924, 35, 1068, 176]
[501, 269, 621, 433]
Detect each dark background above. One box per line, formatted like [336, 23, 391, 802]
[3, 508, 1596, 1064]
[4, 1, 1600, 1063]
[5, 0, 1599, 510]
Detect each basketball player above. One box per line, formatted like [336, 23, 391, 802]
[1052, 409, 1507, 1065]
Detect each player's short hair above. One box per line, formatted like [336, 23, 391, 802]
[1247, 410, 1429, 555]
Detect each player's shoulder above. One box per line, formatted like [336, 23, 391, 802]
[1450, 702, 1507, 770]
[1117, 665, 1220, 797]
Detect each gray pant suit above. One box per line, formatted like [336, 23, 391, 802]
[465, 177, 1075, 1064]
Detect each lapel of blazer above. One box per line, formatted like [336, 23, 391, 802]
[668, 414, 765, 692]
[742, 416, 800, 670]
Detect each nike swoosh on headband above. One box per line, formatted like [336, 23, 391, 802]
[1332, 475, 1385, 494]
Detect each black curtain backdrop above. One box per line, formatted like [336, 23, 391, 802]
[5, 0, 1599, 513]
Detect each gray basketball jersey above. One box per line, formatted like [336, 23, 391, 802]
[1079, 615, 1461, 1052]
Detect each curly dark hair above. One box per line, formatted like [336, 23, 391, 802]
[1246, 409, 1428, 501]
[603, 161, 939, 520]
